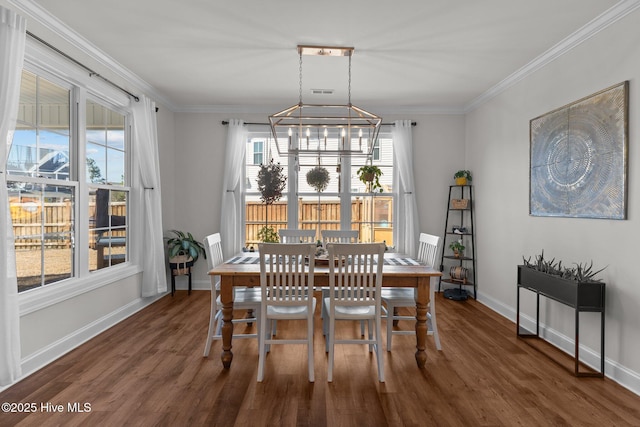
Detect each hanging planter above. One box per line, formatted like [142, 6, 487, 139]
[356, 165, 383, 192]
[257, 159, 286, 242]
[306, 166, 330, 192]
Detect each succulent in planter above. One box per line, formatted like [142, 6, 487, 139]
[356, 164, 384, 192]
[165, 230, 207, 263]
[522, 250, 606, 282]
[454, 170, 472, 185]
[449, 240, 465, 258]
[306, 165, 330, 192]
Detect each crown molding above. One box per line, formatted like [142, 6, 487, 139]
[464, 0, 640, 113]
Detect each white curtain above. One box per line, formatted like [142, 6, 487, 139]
[392, 120, 420, 258]
[132, 95, 167, 297]
[0, 6, 26, 386]
[220, 119, 247, 259]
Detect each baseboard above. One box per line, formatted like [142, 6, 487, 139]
[476, 289, 640, 397]
[0, 292, 166, 393]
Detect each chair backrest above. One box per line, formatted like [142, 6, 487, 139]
[327, 243, 385, 308]
[279, 229, 316, 243]
[203, 233, 225, 271]
[416, 233, 441, 268]
[203, 233, 225, 290]
[321, 230, 359, 246]
[259, 243, 316, 307]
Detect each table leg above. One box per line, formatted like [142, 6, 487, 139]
[219, 275, 235, 369]
[414, 276, 429, 368]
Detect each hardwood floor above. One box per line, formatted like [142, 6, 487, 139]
[1, 290, 639, 426]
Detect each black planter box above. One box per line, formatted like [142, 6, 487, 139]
[517, 265, 605, 311]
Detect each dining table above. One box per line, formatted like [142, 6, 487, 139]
[208, 251, 442, 369]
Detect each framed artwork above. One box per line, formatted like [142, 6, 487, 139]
[529, 81, 628, 219]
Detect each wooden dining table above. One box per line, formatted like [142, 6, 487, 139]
[208, 252, 441, 369]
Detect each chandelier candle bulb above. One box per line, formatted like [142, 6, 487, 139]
[359, 129, 363, 150]
[324, 128, 328, 149]
[288, 128, 292, 149]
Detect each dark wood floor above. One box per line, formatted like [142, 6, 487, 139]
[2, 290, 639, 427]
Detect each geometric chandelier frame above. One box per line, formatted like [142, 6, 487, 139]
[269, 45, 382, 158]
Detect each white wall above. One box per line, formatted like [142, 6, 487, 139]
[466, 9, 640, 390]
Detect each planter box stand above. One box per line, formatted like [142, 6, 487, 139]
[516, 265, 605, 377]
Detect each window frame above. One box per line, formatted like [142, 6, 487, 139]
[13, 41, 141, 315]
[243, 126, 396, 249]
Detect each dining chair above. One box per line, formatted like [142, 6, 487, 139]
[319, 229, 362, 331]
[202, 233, 262, 357]
[278, 228, 316, 243]
[323, 242, 385, 382]
[321, 229, 359, 245]
[257, 243, 317, 382]
[381, 233, 442, 351]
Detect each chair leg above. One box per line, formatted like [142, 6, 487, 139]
[203, 298, 217, 357]
[308, 314, 314, 382]
[429, 304, 442, 350]
[386, 301, 395, 351]
[327, 316, 335, 382]
[257, 313, 268, 382]
[375, 313, 385, 382]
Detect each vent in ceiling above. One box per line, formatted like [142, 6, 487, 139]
[311, 89, 334, 95]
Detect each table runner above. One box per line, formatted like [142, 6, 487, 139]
[227, 255, 421, 266]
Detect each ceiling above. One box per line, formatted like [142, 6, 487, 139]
[16, 0, 627, 113]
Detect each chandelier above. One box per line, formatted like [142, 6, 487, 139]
[269, 45, 382, 158]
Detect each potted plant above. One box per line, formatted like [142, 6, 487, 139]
[257, 159, 286, 242]
[165, 229, 207, 272]
[454, 170, 472, 185]
[306, 165, 330, 192]
[449, 240, 465, 258]
[357, 164, 383, 192]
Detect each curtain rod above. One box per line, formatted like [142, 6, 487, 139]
[26, 31, 140, 102]
[221, 121, 416, 126]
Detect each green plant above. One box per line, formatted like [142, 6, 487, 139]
[257, 159, 287, 205]
[522, 250, 606, 282]
[454, 170, 472, 181]
[449, 240, 465, 253]
[306, 165, 330, 192]
[357, 164, 384, 192]
[257, 226, 279, 243]
[165, 230, 207, 263]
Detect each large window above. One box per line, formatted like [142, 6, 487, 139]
[6, 69, 131, 292]
[244, 129, 394, 249]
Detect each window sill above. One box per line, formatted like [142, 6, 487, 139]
[18, 263, 143, 316]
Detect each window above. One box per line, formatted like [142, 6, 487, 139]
[7, 71, 74, 291]
[6, 67, 131, 293]
[372, 139, 380, 161]
[245, 136, 288, 248]
[253, 140, 264, 165]
[86, 100, 128, 271]
[244, 129, 395, 249]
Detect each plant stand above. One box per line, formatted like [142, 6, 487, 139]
[516, 265, 605, 377]
[169, 258, 194, 296]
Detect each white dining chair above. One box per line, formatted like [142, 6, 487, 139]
[381, 233, 442, 351]
[202, 233, 262, 357]
[319, 230, 362, 331]
[321, 229, 359, 245]
[279, 228, 316, 243]
[323, 242, 385, 382]
[257, 243, 317, 382]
